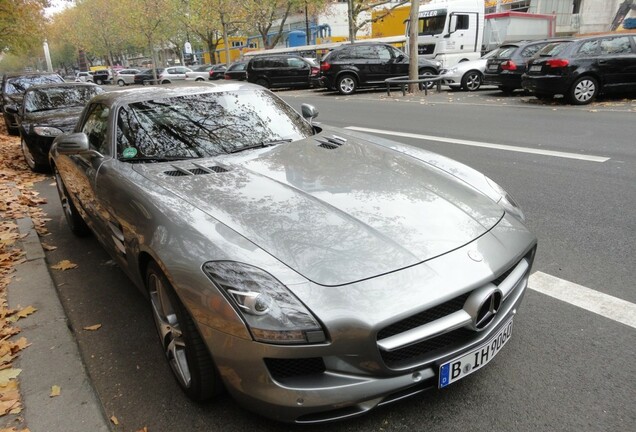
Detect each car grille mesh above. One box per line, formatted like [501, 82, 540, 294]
[378, 253, 530, 369]
[264, 357, 326, 381]
[316, 135, 347, 150]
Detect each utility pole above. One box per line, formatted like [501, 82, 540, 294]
[348, 0, 356, 42]
[408, 0, 420, 93]
[305, 1, 311, 45]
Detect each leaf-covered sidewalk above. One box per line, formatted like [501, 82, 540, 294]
[0, 125, 48, 432]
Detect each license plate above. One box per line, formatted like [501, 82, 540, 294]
[529, 65, 542, 72]
[488, 64, 498, 71]
[438, 318, 513, 388]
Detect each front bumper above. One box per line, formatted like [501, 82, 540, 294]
[439, 69, 461, 86]
[196, 217, 537, 423]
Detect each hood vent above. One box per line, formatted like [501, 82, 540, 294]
[164, 163, 228, 177]
[316, 135, 346, 150]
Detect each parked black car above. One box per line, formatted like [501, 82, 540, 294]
[209, 64, 227, 80]
[133, 69, 164, 85]
[522, 34, 636, 105]
[4, 82, 103, 172]
[224, 61, 247, 81]
[484, 39, 571, 94]
[246, 54, 319, 89]
[1, 72, 65, 135]
[90, 69, 112, 85]
[318, 42, 441, 95]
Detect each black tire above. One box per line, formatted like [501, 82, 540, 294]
[161, 80, 170, 85]
[53, 166, 90, 236]
[461, 70, 482, 91]
[534, 93, 554, 101]
[568, 76, 598, 105]
[418, 68, 437, 90]
[95, 78, 103, 85]
[4, 115, 19, 136]
[21, 136, 48, 173]
[255, 78, 270, 89]
[336, 74, 357, 95]
[146, 262, 223, 401]
[117, 79, 125, 87]
[195, 77, 204, 82]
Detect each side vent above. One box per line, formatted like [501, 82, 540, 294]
[316, 135, 347, 150]
[163, 163, 229, 177]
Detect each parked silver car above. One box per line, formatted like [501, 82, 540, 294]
[50, 82, 536, 423]
[115, 68, 141, 86]
[440, 50, 497, 91]
[157, 66, 192, 84]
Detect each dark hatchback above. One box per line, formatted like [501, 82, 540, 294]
[1, 73, 65, 135]
[133, 69, 164, 85]
[224, 61, 247, 81]
[318, 42, 441, 95]
[246, 54, 319, 89]
[5, 82, 103, 172]
[484, 39, 571, 94]
[209, 64, 227, 80]
[522, 34, 636, 105]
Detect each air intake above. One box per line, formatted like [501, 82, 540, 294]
[164, 164, 228, 177]
[316, 135, 346, 150]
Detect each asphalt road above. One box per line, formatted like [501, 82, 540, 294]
[36, 87, 635, 432]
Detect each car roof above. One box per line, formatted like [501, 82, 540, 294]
[25, 82, 99, 92]
[89, 81, 262, 108]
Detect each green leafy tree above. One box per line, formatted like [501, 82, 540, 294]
[0, 0, 48, 53]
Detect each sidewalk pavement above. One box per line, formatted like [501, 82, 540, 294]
[6, 217, 111, 431]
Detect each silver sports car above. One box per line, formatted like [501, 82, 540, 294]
[50, 82, 536, 423]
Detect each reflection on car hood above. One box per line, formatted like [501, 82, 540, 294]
[134, 131, 503, 286]
[24, 106, 84, 132]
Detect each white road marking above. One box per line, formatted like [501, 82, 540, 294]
[528, 272, 636, 329]
[345, 126, 610, 163]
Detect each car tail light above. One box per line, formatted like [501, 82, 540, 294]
[320, 62, 331, 72]
[501, 60, 517, 71]
[310, 66, 319, 76]
[546, 59, 569, 68]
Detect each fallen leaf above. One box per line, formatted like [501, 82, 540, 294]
[41, 243, 57, 251]
[111, 415, 119, 425]
[51, 260, 78, 271]
[50, 385, 61, 397]
[83, 324, 102, 331]
[0, 368, 21, 385]
[16, 305, 37, 319]
[136, 427, 149, 432]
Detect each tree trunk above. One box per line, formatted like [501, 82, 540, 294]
[348, 0, 356, 42]
[408, 0, 420, 93]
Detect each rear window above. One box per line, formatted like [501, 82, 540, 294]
[537, 42, 573, 57]
[492, 45, 518, 59]
[600, 36, 633, 55]
[520, 43, 547, 58]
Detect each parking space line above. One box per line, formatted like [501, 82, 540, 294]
[345, 126, 610, 163]
[528, 272, 636, 329]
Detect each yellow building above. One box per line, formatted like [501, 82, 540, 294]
[372, 4, 411, 38]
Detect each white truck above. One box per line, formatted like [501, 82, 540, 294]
[406, 0, 556, 69]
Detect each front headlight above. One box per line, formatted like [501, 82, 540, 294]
[485, 177, 525, 222]
[203, 261, 326, 344]
[34, 126, 64, 137]
[448, 67, 458, 74]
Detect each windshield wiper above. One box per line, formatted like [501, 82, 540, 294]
[229, 139, 292, 154]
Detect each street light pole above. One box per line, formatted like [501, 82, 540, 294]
[305, 1, 311, 45]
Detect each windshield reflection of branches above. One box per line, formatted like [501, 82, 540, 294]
[116, 90, 313, 159]
[25, 86, 103, 112]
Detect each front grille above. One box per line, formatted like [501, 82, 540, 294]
[377, 251, 532, 370]
[264, 357, 326, 381]
[418, 44, 436, 55]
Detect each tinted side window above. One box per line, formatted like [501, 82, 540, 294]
[600, 36, 633, 55]
[287, 57, 306, 68]
[81, 104, 110, 155]
[578, 40, 599, 56]
[352, 46, 378, 59]
[251, 59, 264, 69]
[456, 14, 470, 30]
[377, 46, 392, 61]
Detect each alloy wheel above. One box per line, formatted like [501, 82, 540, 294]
[338, 76, 356, 95]
[21, 138, 36, 170]
[149, 273, 192, 389]
[573, 79, 596, 103]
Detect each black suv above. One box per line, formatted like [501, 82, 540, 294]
[246, 54, 319, 89]
[522, 34, 636, 105]
[318, 42, 441, 95]
[1, 72, 65, 135]
[484, 39, 570, 94]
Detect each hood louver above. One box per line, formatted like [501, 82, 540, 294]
[164, 164, 228, 177]
[316, 135, 347, 150]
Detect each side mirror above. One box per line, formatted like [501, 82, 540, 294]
[396, 54, 406, 62]
[446, 15, 458, 38]
[301, 104, 319, 124]
[4, 105, 18, 114]
[53, 132, 90, 154]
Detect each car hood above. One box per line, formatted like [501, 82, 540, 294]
[24, 106, 84, 132]
[133, 130, 503, 286]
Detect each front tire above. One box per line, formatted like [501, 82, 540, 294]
[21, 136, 47, 173]
[568, 76, 598, 105]
[95, 78, 104, 85]
[146, 262, 223, 401]
[418, 68, 437, 90]
[117, 79, 125, 86]
[461, 70, 482, 91]
[53, 166, 89, 236]
[336, 74, 357, 95]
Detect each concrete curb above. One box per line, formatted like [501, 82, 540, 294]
[8, 217, 111, 432]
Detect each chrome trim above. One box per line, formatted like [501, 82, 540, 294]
[499, 257, 529, 299]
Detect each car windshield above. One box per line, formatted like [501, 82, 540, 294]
[24, 85, 104, 113]
[416, 9, 447, 36]
[229, 63, 246, 71]
[115, 89, 314, 160]
[5, 75, 64, 95]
